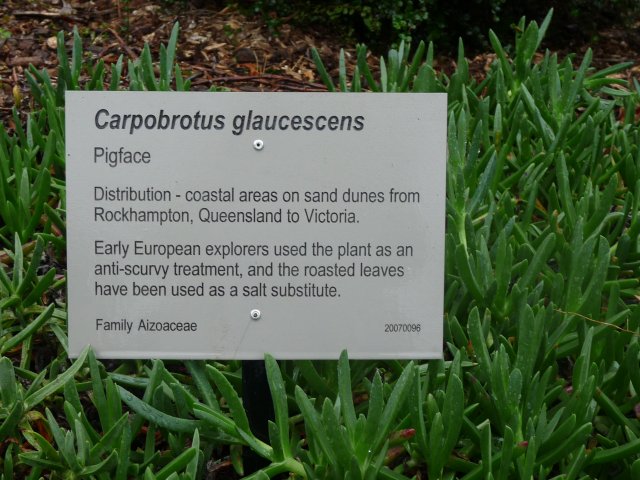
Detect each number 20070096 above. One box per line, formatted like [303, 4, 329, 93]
[384, 323, 422, 333]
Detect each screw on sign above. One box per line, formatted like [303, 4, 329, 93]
[250, 309, 261, 320]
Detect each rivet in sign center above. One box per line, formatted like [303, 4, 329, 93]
[253, 139, 264, 151]
[250, 309, 261, 320]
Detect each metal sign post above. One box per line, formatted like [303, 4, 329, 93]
[65, 90, 447, 473]
[242, 360, 274, 473]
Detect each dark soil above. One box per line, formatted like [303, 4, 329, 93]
[1, 1, 640, 119]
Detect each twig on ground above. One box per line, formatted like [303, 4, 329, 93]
[108, 28, 139, 60]
[13, 10, 81, 21]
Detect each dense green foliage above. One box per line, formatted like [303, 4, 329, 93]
[515, 0, 640, 44]
[1, 12, 640, 479]
[239, 0, 640, 51]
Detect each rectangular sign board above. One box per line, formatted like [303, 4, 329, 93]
[66, 91, 446, 359]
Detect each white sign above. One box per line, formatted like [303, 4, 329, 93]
[66, 91, 447, 359]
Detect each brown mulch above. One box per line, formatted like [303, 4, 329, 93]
[0, 0, 347, 119]
[1, 0, 640, 121]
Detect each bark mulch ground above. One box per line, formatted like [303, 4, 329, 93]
[2, 1, 640, 117]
